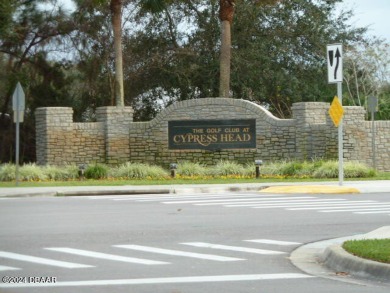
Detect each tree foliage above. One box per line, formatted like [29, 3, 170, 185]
[0, 0, 388, 164]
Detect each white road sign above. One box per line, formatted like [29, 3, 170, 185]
[12, 82, 25, 111]
[327, 44, 343, 83]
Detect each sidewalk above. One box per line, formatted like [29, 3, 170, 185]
[291, 226, 390, 284]
[0, 180, 390, 197]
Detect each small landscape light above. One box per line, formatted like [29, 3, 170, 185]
[78, 164, 86, 179]
[255, 160, 263, 178]
[170, 163, 177, 178]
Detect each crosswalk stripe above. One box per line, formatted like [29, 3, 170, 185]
[356, 210, 390, 214]
[251, 201, 379, 209]
[320, 208, 390, 213]
[45, 248, 169, 265]
[196, 198, 348, 206]
[0, 251, 93, 268]
[222, 199, 359, 207]
[162, 196, 316, 204]
[180, 242, 284, 255]
[114, 245, 244, 261]
[0, 273, 314, 288]
[244, 239, 301, 246]
[0, 265, 21, 271]
[287, 204, 390, 211]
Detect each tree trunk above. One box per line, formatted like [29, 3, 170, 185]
[219, 0, 235, 98]
[219, 20, 231, 98]
[110, 0, 124, 107]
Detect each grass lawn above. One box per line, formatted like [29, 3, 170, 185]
[343, 239, 390, 264]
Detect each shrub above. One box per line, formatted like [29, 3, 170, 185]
[84, 164, 108, 179]
[278, 161, 304, 176]
[312, 160, 339, 178]
[344, 161, 376, 178]
[0, 163, 16, 181]
[19, 163, 48, 181]
[209, 160, 247, 176]
[177, 161, 208, 176]
[44, 165, 79, 180]
[109, 162, 168, 179]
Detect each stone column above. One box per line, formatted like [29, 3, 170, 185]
[35, 107, 74, 165]
[96, 106, 134, 164]
[292, 102, 329, 160]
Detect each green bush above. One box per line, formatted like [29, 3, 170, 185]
[177, 161, 208, 176]
[209, 160, 247, 176]
[44, 165, 79, 180]
[0, 160, 377, 182]
[84, 164, 108, 179]
[0, 163, 16, 181]
[19, 163, 48, 181]
[279, 161, 304, 176]
[344, 161, 376, 178]
[109, 162, 167, 179]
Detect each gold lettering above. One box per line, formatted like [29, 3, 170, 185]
[193, 128, 204, 134]
[206, 128, 222, 134]
[224, 128, 240, 133]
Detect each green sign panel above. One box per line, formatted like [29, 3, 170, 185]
[168, 119, 256, 150]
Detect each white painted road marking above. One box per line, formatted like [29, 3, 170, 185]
[0, 251, 92, 268]
[356, 210, 390, 214]
[45, 248, 169, 265]
[287, 204, 390, 211]
[114, 245, 244, 261]
[245, 239, 301, 246]
[0, 273, 314, 288]
[320, 207, 390, 213]
[181, 242, 285, 255]
[224, 199, 356, 207]
[0, 265, 21, 271]
[197, 198, 348, 206]
[162, 196, 316, 204]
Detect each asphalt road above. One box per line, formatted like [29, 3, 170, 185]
[0, 192, 389, 293]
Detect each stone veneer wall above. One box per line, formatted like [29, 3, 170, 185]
[35, 98, 390, 171]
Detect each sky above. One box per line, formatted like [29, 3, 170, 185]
[339, 0, 390, 43]
[60, 0, 390, 43]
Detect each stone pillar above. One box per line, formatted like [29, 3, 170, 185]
[342, 106, 367, 161]
[292, 102, 329, 160]
[35, 107, 74, 165]
[96, 106, 134, 164]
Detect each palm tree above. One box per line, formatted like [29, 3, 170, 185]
[110, 0, 124, 107]
[219, 0, 235, 98]
[90, 0, 168, 107]
[219, 0, 279, 98]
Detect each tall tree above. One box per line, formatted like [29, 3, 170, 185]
[0, 0, 75, 162]
[219, 0, 235, 98]
[110, 0, 124, 107]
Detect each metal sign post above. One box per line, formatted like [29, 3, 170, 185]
[367, 96, 378, 169]
[327, 44, 343, 186]
[12, 82, 25, 186]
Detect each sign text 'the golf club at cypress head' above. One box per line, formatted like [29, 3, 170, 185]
[168, 119, 256, 150]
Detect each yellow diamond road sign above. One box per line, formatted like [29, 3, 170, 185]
[329, 96, 344, 127]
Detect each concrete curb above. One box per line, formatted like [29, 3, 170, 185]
[0, 185, 268, 198]
[322, 244, 390, 283]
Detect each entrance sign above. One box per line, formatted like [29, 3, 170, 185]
[168, 119, 256, 150]
[327, 44, 343, 83]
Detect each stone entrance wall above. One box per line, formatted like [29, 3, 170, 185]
[35, 98, 390, 171]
